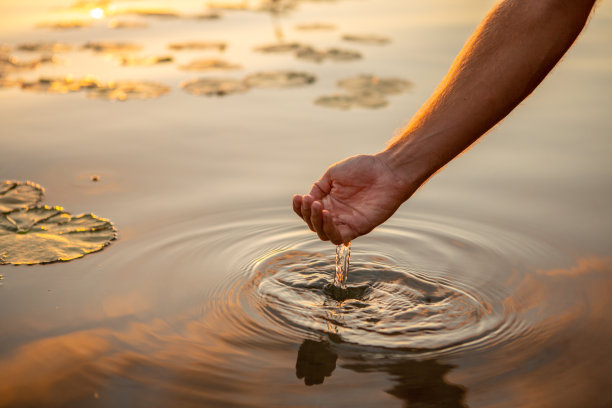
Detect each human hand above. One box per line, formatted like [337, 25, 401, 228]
[293, 154, 415, 245]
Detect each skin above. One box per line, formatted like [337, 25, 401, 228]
[293, 0, 597, 245]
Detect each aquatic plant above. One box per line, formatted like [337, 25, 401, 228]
[178, 59, 242, 71]
[180, 77, 249, 96]
[86, 81, 170, 101]
[0, 206, 116, 265]
[341, 34, 391, 45]
[244, 71, 316, 88]
[0, 181, 44, 213]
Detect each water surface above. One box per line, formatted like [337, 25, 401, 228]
[1, 0, 611, 407]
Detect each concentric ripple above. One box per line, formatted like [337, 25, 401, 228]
[166, 206, 565, 356]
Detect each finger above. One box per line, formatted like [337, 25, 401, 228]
[292, 194, 303, 219]
[311, 201, 328, 241]
[301, 195, 314, 231]
[309, 172, 332, 200]
[323, 210, 343, 245]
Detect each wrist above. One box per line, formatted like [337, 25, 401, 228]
[375, 132, 439, 199]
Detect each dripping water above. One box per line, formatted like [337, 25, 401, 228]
[333, 242, 351, 289]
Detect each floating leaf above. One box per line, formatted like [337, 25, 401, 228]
[337, 74, 412, 95]
[115, 9, 180, 18]
[37, 21, 91, 30]
[206, 2, 251, 11]
[180, 77, 248, 96]
[0, 77, 20, 89]
[0, 55, 54, 73]
[295, 46, 361, 63]
[17, 42, 73, 53]
[178, 58, 241, 71]
[193, 12, 222, 20]
[20, 76, 100, 94]
[0, 181, 44, 213]
[86, 81, 170, 101]
[254, 42, 305, 53]
[314, 91, 388, 110]
[168, 41, 227, 51]
[244, 71, 315, 88]
[341, 34, 391, 45]
[82, 42, 143, 54]
[108, 20, 149, 29]
[0, 206, 117, 265]
[118, 55, 174, 66]
[295, 22, 336, 31]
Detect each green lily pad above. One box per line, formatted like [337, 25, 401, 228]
[244, 71, 316, 88]
[0, 55, 52, 73]
[341, 34, 391, 45]
[118, 55, 174, 66]
[36, 21, 92, 30]
[82, 42, 143, 54]
[180, 77, 249, 96]
[178, 59, 242, 71]
[86, 81, 170, 101]
[0, 77, 20, 90]
[0, 181, 44, 213]
[254, 42, 305, 53]
[20, 76, 100, 94]
[168, 41, 227, 51]
[108, 20, 149, 29]
[295, 46, 361, 63]
[115, 9, 180, 18]
[17, 42, 73, 53]
[314, 91, 388, 110]
[337, 74, 412, 95]
[295, 22, 336, 31]
[0, 206, 117, 265]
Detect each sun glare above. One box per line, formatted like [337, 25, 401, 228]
[90, 8, 105, 19]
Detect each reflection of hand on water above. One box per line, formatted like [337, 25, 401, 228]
[295, 337, 467, 407]
[295, 339, 338, 386]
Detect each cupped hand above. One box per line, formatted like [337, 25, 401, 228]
[293, 154, 414, 245]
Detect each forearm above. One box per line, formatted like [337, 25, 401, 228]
[379, 0, 596, 197]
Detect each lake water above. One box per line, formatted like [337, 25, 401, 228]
[1, 0, 611, 407]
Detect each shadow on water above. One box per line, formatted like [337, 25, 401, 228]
[295, 337, 468, 408]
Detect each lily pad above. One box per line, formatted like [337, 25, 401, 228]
[20, 77, 99, 93]
[180, 77, 249, 96]
[0, 181, 44, 213]
[86, 81, 170, 101]
[168, 41, 227, 51]
[115, 9, 180, 18]
[0, 206, 117, 265]
[193, 12, 222, 20]
[37, 21, 91, 30]
[337, 74, 412, 95]
[295, 46, 361, 63]
[178, 58, 241, 71]
[341, 34, 391, 45]
[244, 71, 315, 88]
[254, 42, 305, 53]
[17, 42, 73, 53]
[108, 20, 149, 29]
[0, 55, 47, 73]
[314, 91, 388, 110]
[0, 77, 20, 89]
[82, 42, 143, 54]
[118, 55, 174, 66]
[20, 77, 100, 94]
[295, 22, 335, 31]
[205, 2, 251, 11]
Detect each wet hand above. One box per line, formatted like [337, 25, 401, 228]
[293, 154, 413, 245]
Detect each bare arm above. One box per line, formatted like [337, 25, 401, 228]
[294, 0, 597, 245]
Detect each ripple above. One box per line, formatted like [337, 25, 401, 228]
[113, 206, 563, 357]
